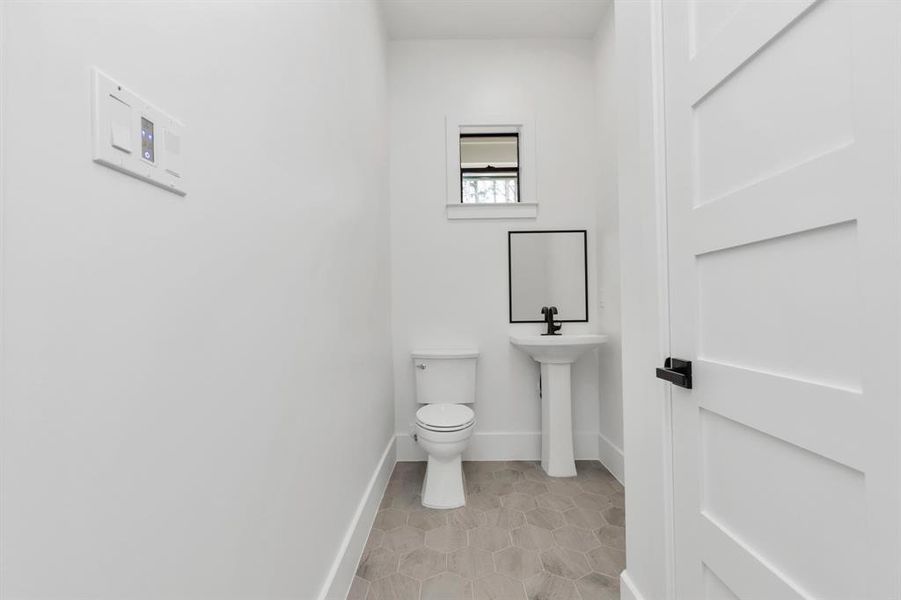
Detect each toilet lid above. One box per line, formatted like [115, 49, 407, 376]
[416, 404, 475, 429]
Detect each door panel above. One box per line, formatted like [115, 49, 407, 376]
[664, 0, 900, 598]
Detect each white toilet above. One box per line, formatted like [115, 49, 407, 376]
[412, 348, 478, 509]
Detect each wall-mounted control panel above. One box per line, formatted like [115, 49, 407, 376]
[91, 68, 185, 196]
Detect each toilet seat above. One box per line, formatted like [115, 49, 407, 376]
[416, 404, 474, 432]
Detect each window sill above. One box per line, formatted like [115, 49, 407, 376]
[446, 202, 538, 220]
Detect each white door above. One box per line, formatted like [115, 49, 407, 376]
[662, 1, 901, 598]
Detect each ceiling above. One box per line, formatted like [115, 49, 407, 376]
[379, 0, 611, 40]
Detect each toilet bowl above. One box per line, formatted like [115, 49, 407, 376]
[411, 348, 478, 510]
[415, 404, 475, 509]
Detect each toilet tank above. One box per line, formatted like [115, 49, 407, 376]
[412, 348, 479, 405]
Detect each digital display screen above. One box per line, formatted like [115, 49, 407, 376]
[141, 117, 155, 162]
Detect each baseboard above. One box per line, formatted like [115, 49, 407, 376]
[395, 431, 600, 462]
[318, 436, 396, 600]
[598, 432, 625, 485]
[620, 570, 645, 600]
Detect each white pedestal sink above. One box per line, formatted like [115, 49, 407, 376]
[510, 334, 608, 477]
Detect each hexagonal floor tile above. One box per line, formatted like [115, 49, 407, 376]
[535, 493, 573, 512]
[524, 507, 565, 531]
[539, 547, 591, 580]
[586, 545, 626, 578]
[394, 461, 426, 478]
[359, 459, 627, 599]
[595, 525, 626, 551]
[562, 507, 606, 530]
[494, 468, 526, 483]
[484, 480, 517, 496]
[523, 469, 553, 483]
[448, 506, 486, 530]
[407, 509, 447, 531]
[367, 572, 420, 600]
[602, 506, 625, 527]
[553, 526, 600, 552]
[398, 547, 446, 581]
[572, 492, 611, 512]
[511, 525, 555, 551]
[448, 546, 494, 580]
[483, 507, 527, 530]
[581, 467, 617, 483]
[421, 572, 473, 600]
[502, 493, 538, 512]
[609, 488, 625, 508]
[373, 509, 407, 532]
[514, 480, 549, 497]
[383, 525, 425, 555]
[463, 462, 506, 480]
[465, 469, 497, 485]
[425, 525, 468, 553]
[356, 547, 398, 582]
[575, 572, 619, 600]
[474, 573, 527, 600]
[494, 546, 543, 581]
[505, 460, 540, 472]
[364, 529, 385, 553]
[574, 460, 606, 474]
[347, 576, 369, 600]
[464, 462, 496, 475]
[579, 478, 618, 496]
[469, 525, 511, 552]
[391, 493, 423, 511]
[545, 480, 583, 498]
[524, 572, 580, 600]
[468, 493, 502, 512]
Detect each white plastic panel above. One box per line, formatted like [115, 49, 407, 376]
[91, 68, 185, 196]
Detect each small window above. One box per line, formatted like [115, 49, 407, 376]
[460, 133, 519, 204]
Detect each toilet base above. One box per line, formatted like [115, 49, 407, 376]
[421, 454, 465, 509]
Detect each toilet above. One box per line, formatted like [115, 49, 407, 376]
[412, 348, 478, 509]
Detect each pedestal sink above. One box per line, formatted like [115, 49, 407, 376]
[510, 334, 608, 477]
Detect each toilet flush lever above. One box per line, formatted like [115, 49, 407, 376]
[416, 364, 427, 370]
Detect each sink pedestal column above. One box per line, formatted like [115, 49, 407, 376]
[540, 362, 577, 477]
[510, 334, 607, 479]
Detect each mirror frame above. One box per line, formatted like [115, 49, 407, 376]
[507, 229, 589, 324]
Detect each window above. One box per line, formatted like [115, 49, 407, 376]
[460, 133, 519, 204]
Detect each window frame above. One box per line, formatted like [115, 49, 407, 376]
[445, 115, 537, 220]
[459, 132, 521, 204]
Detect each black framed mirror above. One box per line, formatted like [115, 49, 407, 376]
[508, 230, 588, 323]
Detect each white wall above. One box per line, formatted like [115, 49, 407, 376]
[389, 39, 620, 465]
[0, 2, 394, 599]
[592, 4, 624, 481]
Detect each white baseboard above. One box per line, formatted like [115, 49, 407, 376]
[620, 570, 645, 600]
[598, 432, 625, 485]
[319, 437, 396, 600]
[395, 431, 600, 462]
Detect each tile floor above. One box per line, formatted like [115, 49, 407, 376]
[349, 460, 625, 600]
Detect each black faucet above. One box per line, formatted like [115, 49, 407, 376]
[540, 306, 562, 336]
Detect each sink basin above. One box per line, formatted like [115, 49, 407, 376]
[510, 333, 608, 477]
[509, 334, 608, 364]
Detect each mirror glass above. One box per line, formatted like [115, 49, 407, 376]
[508, 230, 587, 323]
[460, 134, 519, 204]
